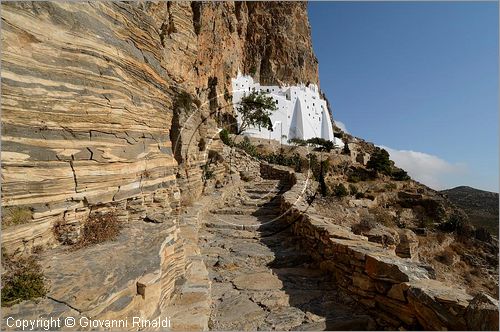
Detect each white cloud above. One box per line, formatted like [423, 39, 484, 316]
[334, 120, 349, 133]
[379, 145, 467, 190]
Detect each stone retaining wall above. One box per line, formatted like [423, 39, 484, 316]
[260, 163, 499, 331]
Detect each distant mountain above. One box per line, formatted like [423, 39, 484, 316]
[440, 186, 499, 236]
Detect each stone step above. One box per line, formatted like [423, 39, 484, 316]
[246, 193, 279, 200]
[204, 214, 289, 233]
[241, 199, 280, 207]
[205, 220, 261, 231]
[211, 207, 279, 217]
[165, 258, 211, 331]
[244, 187, 282, 193]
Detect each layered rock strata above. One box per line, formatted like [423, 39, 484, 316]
[1, 1, 318, 253]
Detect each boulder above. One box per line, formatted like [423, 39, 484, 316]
[465, 293, 499, 331]
[396, 229, 418, 259]
[407, 279, 472, 330]
[365, 254, 430, 283]
[240, 170, 257, 182]
[144, 212, 167, 223]
[387, 283, 409, 302]
[365, 226, 400, 249]
[348, 198, 377, 208]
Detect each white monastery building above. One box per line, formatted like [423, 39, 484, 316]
[231, 72, 335, 143]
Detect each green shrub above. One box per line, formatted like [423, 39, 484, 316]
[349, 184, 358, 196]
[365, 193, 376, 201]
[307, 153, 318, 174]
[236, 136, 260, 158]
[367, 147, 392, 175]
[342, 141, 351, 155]
[385, 182, 398, 191]
[347, 174, 360, 183]
[439, 211, 468, 233]
[1, 252, 47, 306]
[355, 192, 366, 199]
[392, 168, 411, 181]
[420, 217, 435, 229]
[219, 129, 233, 146]
[333, 183, 349, 197]
[318, 160, 330, 196]
[347, 167, 374, 183]
[202, 162, 214, 181]
[264, 152, 302, 171]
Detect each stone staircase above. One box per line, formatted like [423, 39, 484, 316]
[3, 163, 496, 331]
[197, 179, 377, 330]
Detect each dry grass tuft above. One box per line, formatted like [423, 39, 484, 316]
[73, 212, 122, 249]
[2, 206, 33, 227]
[371, 207, 395, 227]
[435, 246, 456, 266]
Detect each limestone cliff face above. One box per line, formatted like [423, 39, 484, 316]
[242, 2, 319, 85]
[1, 1, 319, 253]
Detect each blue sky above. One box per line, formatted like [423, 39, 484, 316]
[308, 1, 498, 192]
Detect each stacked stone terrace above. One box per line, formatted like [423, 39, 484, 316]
[261, 163, 499, 330]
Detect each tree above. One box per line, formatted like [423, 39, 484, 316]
[366, 147, 392, 175]
[236, 91, 278, 134]
[342, 140, 351, 155]
[306, 137, 334, 152]
[392, 168, 410, 181]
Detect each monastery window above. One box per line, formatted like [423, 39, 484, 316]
[267, 89, 270, 92]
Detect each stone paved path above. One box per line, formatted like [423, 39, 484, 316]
[200, 179, 378, 331]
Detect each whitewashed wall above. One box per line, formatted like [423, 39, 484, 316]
[232, 73, 335, 143]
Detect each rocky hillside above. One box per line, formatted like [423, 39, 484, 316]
[2, 2, 498, 330]
[1, 1, 318, 254]
[441, 186, 499, 235]
[243, 131, 499, 299]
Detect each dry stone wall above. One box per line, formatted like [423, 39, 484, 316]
[260, 163, 499, 331]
